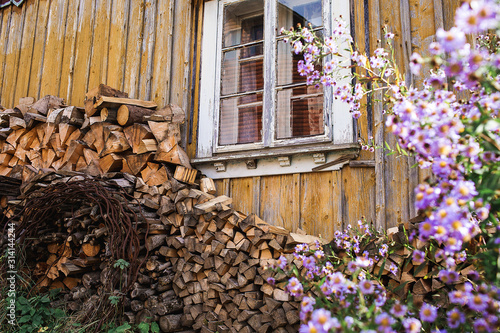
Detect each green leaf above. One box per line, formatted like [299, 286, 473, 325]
[151, 322, 160, 333]
[18, 315, 31, 324]
[138, 322, 150, 333]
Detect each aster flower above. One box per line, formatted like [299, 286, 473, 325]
[420, 303, 438, 322]
[390, 302, 407, 317]
[447, 308, 465, 328]
[402, 318, 422, 333]
[473, 318, 491, 332]
[358, 279, 375, 294]
[436, 27, 467, 53]
[275, 255, 288, 270]
[311, 308, 335, 332]
[375, 313, 395, 332]
[412, 250, 425, 265]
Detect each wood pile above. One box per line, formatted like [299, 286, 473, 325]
[0, 84, 195, 184]
[1, 165, 313, 332]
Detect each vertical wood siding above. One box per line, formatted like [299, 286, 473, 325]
[0, 0, 192, 109]
[0, 0, 459, 240]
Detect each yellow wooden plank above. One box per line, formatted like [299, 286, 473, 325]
[0, 6, 12, 107]
[343, 166, 377, 228]
[70, 0, 97, 106]
[14, 0, 40, 104]
[332, 170, 344, 231]
[300, 172, 335, 239]
[27, 0, 51, 101]
[107, 0, 131, 91]
[87, 0, 112, 91]
[259, 174, 301, 232]
[2, 5, 26, 108]
[352, 0, 371, 161]
[123, 0, 145, 99]
[59, 0, 80, 104]
[150, 0, 173, 106]
[138, 0, 157, 101]
[39, 0, 69, 98]
[381, 0, 410, 228]
[259, 175, 283, 227]
[169, 0, 191, 109]
[230, 177, 254, 216]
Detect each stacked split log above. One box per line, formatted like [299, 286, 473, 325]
[0, 85, 195, 185]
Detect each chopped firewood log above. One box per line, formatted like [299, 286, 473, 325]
[23, 112, 47, 128]
[96, 96, 157, 110]
[9, 116, 26, 130]
[100, 131, 131, 156]
[173, 165, 197, 185]
[85, 84, 129, 116]
[155, 136, 191, 169]
[60, 106, 85, 125]
[117, 104, 157, 126]
[46, 108, 65, 124]
[148, 121, 181, 144]
[100, 107, 117, 123]
[30, 95, 65, 115]
[122, 153, 154, 176]
[123, 124, 154, 154]
[141, 162, 169, 186]
[200, 178, 216, 194]
[99, 153, 123, 173]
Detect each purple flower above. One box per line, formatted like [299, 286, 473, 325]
[420, 303, 437, 322]
[468, 294, 488, 312]
[412, 250, 425, 265]
[447, 308, 465, 328]
[379, 244, 389, 257]
[402, 318, 422, 333]
[311, 308, 335, 332]
[375, 313, 395, 332]
[358, 279, 375, 294]
[390, 302, 407, 317]
[266, 277, 275, 286]
[473, 318, 491, 332]
[436, 27, 466, 53]
[276, 255, 287, 270]
[287, 277, 304, 297]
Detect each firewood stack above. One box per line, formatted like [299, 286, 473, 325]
[0, 84, 195, 185]
[1, 169, 308, 332]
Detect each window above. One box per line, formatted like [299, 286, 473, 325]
[197, 0, 355, 170]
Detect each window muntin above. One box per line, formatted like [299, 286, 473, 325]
[216, 0, 331, 151]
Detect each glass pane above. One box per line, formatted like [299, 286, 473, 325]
[276, 85, 324, 139]
[223, 0, 264, 48]
[220, 94, 263, 145]
[277, 0, 323, 31]
[221, 45, 264, 96]
[277, 41, 307, 86]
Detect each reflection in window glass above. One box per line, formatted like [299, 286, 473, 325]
[220, 94, 263, 145]
[223, 0, 264, 47]
[276, 86, 324, 139]
[277, 0, 322, 31]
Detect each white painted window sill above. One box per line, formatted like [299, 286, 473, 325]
[191, 143, 361, 179]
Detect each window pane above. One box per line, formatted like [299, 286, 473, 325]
[276, 85, 324, 139]
[221, 45, 264, 96]
[276, 41, 306, 86]
[276, 30, 322, 86]
[277, 0, 322, 31]
[220, 94, 263, 145]
[223, 0, 264, 48]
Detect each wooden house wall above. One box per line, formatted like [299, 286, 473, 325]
[0, 0, 462, 241]
[205, 0, 462, 240]
[0, 0, 193, 112]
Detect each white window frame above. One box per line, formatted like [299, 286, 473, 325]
[197, 0, 354, 160]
